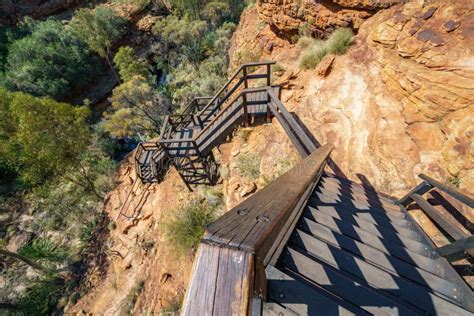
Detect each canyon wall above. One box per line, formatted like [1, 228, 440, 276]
[256, 0, 402, 37]
[231, 0, 473, 197]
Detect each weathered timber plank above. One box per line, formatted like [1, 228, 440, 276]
[288, 233, 470, 314]
[306, 204, 424, 241]
[319, 179, 401, 212]
[182, 244, 220, 315]
[203, 144, 333, 253]
[412, 194, 470, 240]
[437, 236, 474, 261]
[419, 174, 474, 208]
[182, 244, 254, 316]
[321, 176, 397, 204]
[291, 227, 462, 302]
[297, 216, 455, 280]
[281, 247, 418, 315]
[310, 190, 414, 228]
[303, 207, 433, 255]
[266, 265, 364, 316]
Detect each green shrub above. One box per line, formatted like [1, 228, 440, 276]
[80, 220, 97, 243]
[299, 44, 327, 69]
[4, 19, 98, 99]
[297, 36, 315, 49]
[325, 27, 354, 55]
[18, 238, 69, 262]
[237, 153, 261, 179]
[298, 28, 354, 69]
[167, 202, 216, 255]
[18, 277, 63, 315]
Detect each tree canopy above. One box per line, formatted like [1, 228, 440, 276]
[114, 46, 151, 82]
[70, 6, 127, 80]
[0, 88, 91, 185]
[104, 75, 169, 139]
[2, 19, 98, 100]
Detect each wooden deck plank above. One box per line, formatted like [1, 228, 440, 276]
[306, 204, 425, 241]
[291, 227, 462, 302]
[303, 207, 433, 255]
[287, 232, 469, 314]
[265, 265, 364, 316]
[280, 247, 419, 315]
[297, 216, 459, 280]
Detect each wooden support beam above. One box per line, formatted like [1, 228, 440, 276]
[411, 194, 469, 240]
[437, 236, 474, 261]
[419, 174, 474, 208]
[398, 181, 433, 206]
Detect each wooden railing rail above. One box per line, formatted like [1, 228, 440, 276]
[196, 61, 276, 125]
[182, 144, 333, 315]
[399, 173, 474, 208]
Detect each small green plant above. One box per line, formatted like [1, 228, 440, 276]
[325, 27, 355, 55]
[297, 36, 316, 49]
[80, 220, 97, 243]
[298, 27, 354, 69]
[240, 128, 253, 142]
[167, 202, 216, 255]
[448, 175, 461, 188]
[272, 63, 285, 75]
[299, 43, 327, 69]
[237, 153, 261, 180]
[18, 238, 69, 262]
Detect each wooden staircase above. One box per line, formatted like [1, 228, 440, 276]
[182, 145, 474, 315]
[134, 62, 278, 189]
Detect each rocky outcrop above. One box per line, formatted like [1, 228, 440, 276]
[229, 1, 473, 198]
[0, 0, 87, 25]
[256, 0, 401, 37]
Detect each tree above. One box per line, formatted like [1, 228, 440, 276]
[104, 75, 169, 139]
[113, 46, 151, 82]
[3, 19, 98, 99]
[70, 6, 127, 82]
[7, 92, 91, 185]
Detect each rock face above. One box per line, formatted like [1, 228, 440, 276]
[229, 0, 473, 197]
[256, 0, 401, 37]
[0, 0, 86, 25]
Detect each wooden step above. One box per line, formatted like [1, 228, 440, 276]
[283, 241, 469, 315]
[290, 228, 462, 302]
[279, 247, 419, 315]
[303, 207, 431, 254]
[305, 205, 425, 241]
[265, 265, 366, 316]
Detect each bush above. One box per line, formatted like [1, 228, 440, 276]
[17, 277, 63, 315]
[298, 28, 354, 69]
[299, 44, 327, 69]
[167, 202, 216, 255]
[325, 27, 354, 55]
[237, 153, 261, 179]
[121, 280, 145, 315]
[297, 36, 315, 49]
[114, 46, 151, 82]
[18, 238, 69, 262]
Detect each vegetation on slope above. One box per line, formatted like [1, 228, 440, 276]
[0, 0, 255, 314]
[299, 28, 354, 69]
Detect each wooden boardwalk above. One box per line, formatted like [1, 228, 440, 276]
[182, 145, 474, 315]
